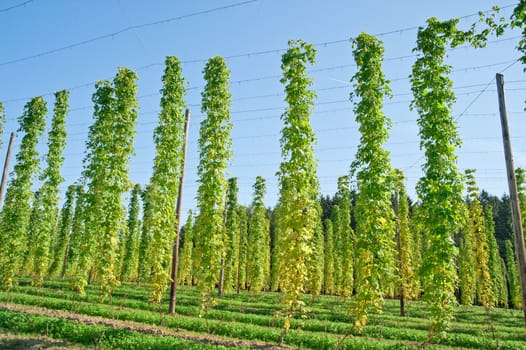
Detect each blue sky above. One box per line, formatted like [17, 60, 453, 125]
[1, 0, 525, 215]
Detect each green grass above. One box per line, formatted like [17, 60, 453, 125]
[0, 309, 243, 349]
[2, 278, 525, 349]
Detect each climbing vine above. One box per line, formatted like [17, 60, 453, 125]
[195, 56, 232, 312]
[0, 97, 47, 290]
[276, 39, 319, 333]
[409, 14, 502, 339]
[121, 184, 141, 281]
[146, 56, 187, 304]
[465, 169, 492, 307]
[0, 102, 5, 148]
[247, 176, 268, 293]
[349, 32, 395, 331]
[49, 184, 76, 277]
[31, 90, 69, 287]
[224, 178, 240, 294]
[178, 210, 194, 285]
[75, 67, 138, 298]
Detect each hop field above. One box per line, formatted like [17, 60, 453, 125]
[0, 278, 524, 349]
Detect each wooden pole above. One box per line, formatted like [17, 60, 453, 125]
[169, 108, 190, 314]
[0, 132, 15, 208]
[496, 73, 526, 325]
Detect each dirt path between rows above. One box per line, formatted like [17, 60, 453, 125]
[0, 302, 293, 349]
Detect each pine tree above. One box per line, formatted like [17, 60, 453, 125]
[0, 97, 47, 290]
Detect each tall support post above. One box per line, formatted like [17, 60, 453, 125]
[496, 73, 526, 325]
[0, 132, 15, 208]
[169, 108, 191, 314]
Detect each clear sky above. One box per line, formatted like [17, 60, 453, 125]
[1, 0, 525, 216]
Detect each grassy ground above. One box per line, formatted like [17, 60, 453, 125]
[0, 328, 89, 349]
[0, 278, 524, 349]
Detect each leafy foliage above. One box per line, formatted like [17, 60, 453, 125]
[276, 39, 318, 332]
[194, 56, 232, 312]
[409, 15, 502, 339]
[120, 184, 141, 281]
[146, 56, 187, 303]
[224, 178, 240, 294]
[30, 90, 69, 287]
[0, 102, 5, 148]
[49, 184, 76, 277]
[74, 68, 138, 298]
[247, 176, 269, 293]
[0, 97, 47, 290]
[505, 240, 523, 309]
[349, 32, 395, 331]
[178, 210, 194, 285]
